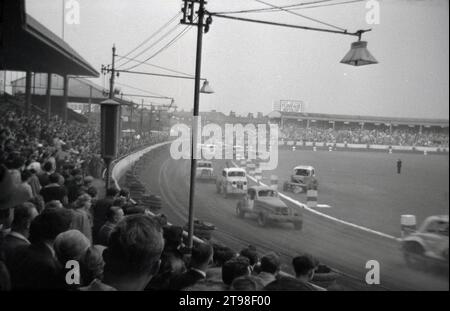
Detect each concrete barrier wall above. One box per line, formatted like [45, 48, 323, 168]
[111, 142, 171, 190]
[110, 141, 206, 245]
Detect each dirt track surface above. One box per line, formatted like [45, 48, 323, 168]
[137, 146, 449, 291]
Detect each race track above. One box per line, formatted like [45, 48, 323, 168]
[138, 145, 449, 291]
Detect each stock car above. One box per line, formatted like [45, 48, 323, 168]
[283, 165, 318, 193]
[236, 185, 304, 230]
[216, 167, 248, 198]
[401, 215, 449, 270]
[195, 160, 216, 182]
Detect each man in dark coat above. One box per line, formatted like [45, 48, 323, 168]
[169, 243, 213, 290]
[397, 159, 402, 174]
[92, 187, 118, 242]
[8, 208, 72, 290]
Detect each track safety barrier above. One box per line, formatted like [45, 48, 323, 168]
[270, 175, 278, 190]
[306, 188, 318, 208]
[247, 162, 256, 176]
[254, 167, 262, 184]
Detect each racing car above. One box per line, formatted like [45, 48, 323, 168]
[283, 165, 318, 194]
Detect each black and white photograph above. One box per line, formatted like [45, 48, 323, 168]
[0, 0, 448, 297]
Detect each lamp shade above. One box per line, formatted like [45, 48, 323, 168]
[100, 99, 120, 159]
[200, 80, 214, 94]
[340, 41, 378, 66]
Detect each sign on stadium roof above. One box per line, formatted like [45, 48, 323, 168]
[273, 100, 305, 113]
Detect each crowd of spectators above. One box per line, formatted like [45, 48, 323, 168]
[0, 106, 333, 291]
[280, 122, 449, 147]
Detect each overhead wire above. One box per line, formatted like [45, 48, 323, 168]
[116, 12, 181, 67]
[251, 0, 365, 13]
[122, 20, 196, 71]
[212, 0, 334, 15]
[115, 81, 170, 98]
[253, 0, 346, 31]
[116, 55, 194, 78]
[117, 21, 182, 69]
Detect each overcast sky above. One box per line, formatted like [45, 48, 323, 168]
[25, 0, 449, 119]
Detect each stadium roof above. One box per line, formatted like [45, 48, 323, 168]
[270, 111, 449, 127]
[1, 0, 99, 77]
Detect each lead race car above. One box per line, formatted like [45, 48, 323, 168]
[236, 185, 304, 230]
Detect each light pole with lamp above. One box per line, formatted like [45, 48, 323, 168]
[180, 0, 378, 251]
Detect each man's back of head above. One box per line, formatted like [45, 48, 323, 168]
[260, 252, 280, 275]
[222, 256, 250, 286]
[212, 244, 236, 267]
[42, 161, 53, 173]
[292, 253, 317, 280]
[102, 215, 164, 290]
[230, 275, 264, 291]
[48, 173, 61, 185]
[29, 208, 73, 245]
[190, 243, 213, 269]
[11, 202, 38, 234]
[240, 245, 259, 267]
[106, 187, 119, 198]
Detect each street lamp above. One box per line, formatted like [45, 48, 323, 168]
[340, 39, 378, 66]
[200, 80, 214, 94]
[100, 99, 120, 190]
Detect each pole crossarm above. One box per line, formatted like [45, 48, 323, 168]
[115, 69, 207, 81]
[120, 93, 174, 100]
[208, 12, 371, 38]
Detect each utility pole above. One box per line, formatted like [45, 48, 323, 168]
[109, 45, 116, 100]
[149, 104, 153, 133]
[181, 0, 212, 250]
[130, 101, 134, 145]
[100, 45, 118, 190]
[140, 99, 144, 136]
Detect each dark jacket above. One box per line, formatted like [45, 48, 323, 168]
[169, 268, 206, 291]
[92, 196, 115, 240]
[264, 276, 316, 291]
[0, 233, 30, 267]
[8, 242, 64, 290]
